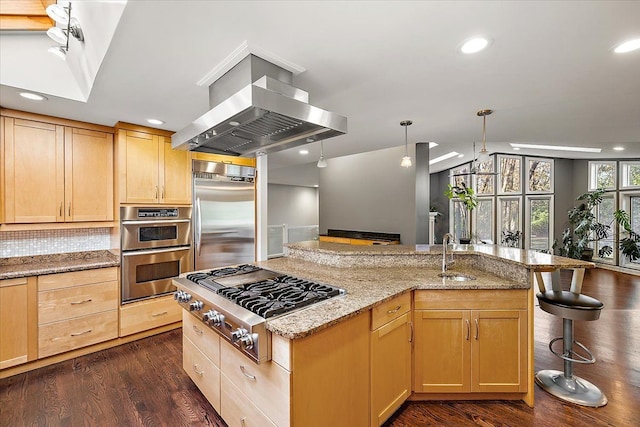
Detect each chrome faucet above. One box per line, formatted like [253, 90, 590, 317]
[442, 233, 455, 272]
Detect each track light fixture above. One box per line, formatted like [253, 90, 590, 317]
[46, 2, 84, 60]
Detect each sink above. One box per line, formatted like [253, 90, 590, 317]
[438, 272, 477, 281]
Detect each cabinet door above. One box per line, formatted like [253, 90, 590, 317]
[0, 277, 37, 369]
[159, 136, 191, 204]
[2, 118, 64, 223]
[122, 130, 159, 203]
[371, 312, 412, 426]
[64, 128, 114, 221]
[414, 310, 471, 393]
[471, 310, 528, 393]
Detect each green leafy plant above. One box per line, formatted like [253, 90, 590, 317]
[445, 182, 478, 241]
[501, 230, 521, 248]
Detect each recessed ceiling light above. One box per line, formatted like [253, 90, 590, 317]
[509, 143, 601, 153]
[299, 149, 309, 155]
[428, 142, 438, 149]
[512, 147, 521, 151]
[614, 38, 640, 54]
[613, 146, 625, 151]
[229, 121, 240, 126]
[460, 37, 490, 54]
[19, 92, 47, 101]
[457, 154, 464, 158]
[429, 151, 461, 165]
[147, 119, 164, 125]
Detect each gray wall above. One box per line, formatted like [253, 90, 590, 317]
[553, 158, 576, 243]
[268, 162, 320, 187]
[430, 169, 451, 244]
[319, 145, 419, 245]
[267, 184, 319, 227]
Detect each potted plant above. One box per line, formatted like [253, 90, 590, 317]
[445, 182, 478, 244]
[501, 230, 521, 248]
[556, 188, 640, 261]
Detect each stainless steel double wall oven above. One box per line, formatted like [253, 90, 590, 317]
[121, 206, 192, 303]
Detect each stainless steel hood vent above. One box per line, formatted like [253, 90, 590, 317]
[172, 55, 347, 157]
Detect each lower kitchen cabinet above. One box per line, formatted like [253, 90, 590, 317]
[221, 374, 277, 427]
[119, 294, 182, 337]
[413, 290, 528, 394]
[370, 293, 412, 427]
[0, 276, 37, 369]
[37, 267, 119, 358]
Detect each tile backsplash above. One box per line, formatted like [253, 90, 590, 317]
[0, 228, 112, 258]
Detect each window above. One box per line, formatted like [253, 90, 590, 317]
[450, 200, 470, 243]
[592, 192, 616, 263]
[450, 163, 470, 188]
[497, 196, 522, 247]
[620, 161, 640, 189]
[498, 155, 521, 194]
[525, 196, 553, 252]
[589, 161, 616, 190]
[474, 157, 495, 195]
[473, 197, 494, 243]
[620, 192, 640, 270]
[526, 157, 553, 193]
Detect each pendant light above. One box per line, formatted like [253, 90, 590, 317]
[476, 109, 493, 163]
[317, 140, 327, 168]
[400, 120, 412, 168]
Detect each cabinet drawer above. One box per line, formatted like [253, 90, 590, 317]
[38, 267, 118, 292]
[182, 310, 220, 367]
[38, 281, 118, 324]
[414, 289, 528, 310]
[371, 292, 411, 331]
[183, 335, 221, 412]
[220, 340, 290, 427]
[38, 310, 118, 358]
[119, 295, 181, 337]
[221, 374, 277, 427]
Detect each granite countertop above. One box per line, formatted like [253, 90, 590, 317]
[0, 250, 120, 280]
[254, 256, 528, 339]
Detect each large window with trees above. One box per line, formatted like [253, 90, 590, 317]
[474, 158, 495, 195]
[498, 155, 522, 194]
[498, 196, 522, 248]
[473, 198, 494, 244]
[589, 161, 617, 191]
[620, 191, 640, 270]
[526, 157, 554, 193]
[526, 196, 553, 252]
[621, 161, 640, 189]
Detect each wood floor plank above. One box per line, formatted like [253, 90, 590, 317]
[0, 267, 638, 426]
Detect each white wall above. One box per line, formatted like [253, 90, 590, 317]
[268, 184, 319, 227]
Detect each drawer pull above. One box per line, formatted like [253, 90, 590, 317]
[70, 299, 92, 305]
[387, 305, 401, 314]
[475, 319, 479, 340]
[192, 325, 203, 335]
[465, 320, 470, 341]
[192, 364, 204, 376]
[70, 329, 92, 337]
[151, 311, 168, 317]
[240, 417, 247, 427]
[240, 365, 256, 381]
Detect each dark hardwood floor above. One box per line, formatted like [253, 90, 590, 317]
[1, 268, 638, 427]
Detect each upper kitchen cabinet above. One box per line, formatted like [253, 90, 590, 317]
[0, 111, 114, 224]
[115, 123, 191, 205]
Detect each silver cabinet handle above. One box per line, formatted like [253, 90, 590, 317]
[70, 329, 92, 337]
[240, 365, 256, 380]
[68, 202, 71, 217]
[155, 185, 158, 200]
[70, 299, 92, 305]
[162, 185, 165, 199]
[59, 202, 63, 217]
[387, 305, 401, 314]
[192, 325, 203, 335]
[409, 321, 414, 343]
[193, 364, 203, 376]
[240, 417, 247, 427]
[151, 311, 168, 317]
[465, 320, 470, 341]
[475, 319, 479, 340]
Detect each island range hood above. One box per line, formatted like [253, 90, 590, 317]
[172, 55, 347, 157]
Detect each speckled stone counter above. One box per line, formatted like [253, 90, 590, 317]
[0, 250, 120, 280]
[250, 242, 594, 339]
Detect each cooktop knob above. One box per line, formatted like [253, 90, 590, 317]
[189, 300, 203, 311]
[239, 333, 256, 351]
[175, 291, 192, 303]
[231, 328, 248, 343]
[203, 310, 225, 326]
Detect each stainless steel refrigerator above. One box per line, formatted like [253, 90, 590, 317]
[192, 160, 256, 271]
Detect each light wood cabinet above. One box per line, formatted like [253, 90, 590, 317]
[37, 267, 119, 359]
[414, 290, 528, 394]
[116, 123, 190, 205]
[1, 117, 113, 223]
[0, 277, 37, 369]
[119, 294, 182, 337]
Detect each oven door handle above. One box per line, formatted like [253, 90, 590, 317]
[121, 246, 191, 257]
[121, 219, 191, 225]
[195, 197, 202, 256]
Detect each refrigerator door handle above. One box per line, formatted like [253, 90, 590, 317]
[195, 197, 203, 256]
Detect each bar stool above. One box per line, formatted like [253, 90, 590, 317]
[534, 270, 608, 407]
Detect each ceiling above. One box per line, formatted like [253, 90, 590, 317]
[1, 0, 639, 177]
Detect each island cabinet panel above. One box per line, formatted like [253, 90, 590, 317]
[413, 290, 528, 395]
[2, 117, 114, 224]
[371, 310, 412, 426]
[0, 276, 37, 369]
[221, 374, 277, 427]
[291, 311, 370, 427]
[183, 334, 221, 412]
[119, 294, 182, 337]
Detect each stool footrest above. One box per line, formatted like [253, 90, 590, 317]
[549, 336, 596, 364]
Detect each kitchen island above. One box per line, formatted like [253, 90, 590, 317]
[176, 241, 594, 427]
